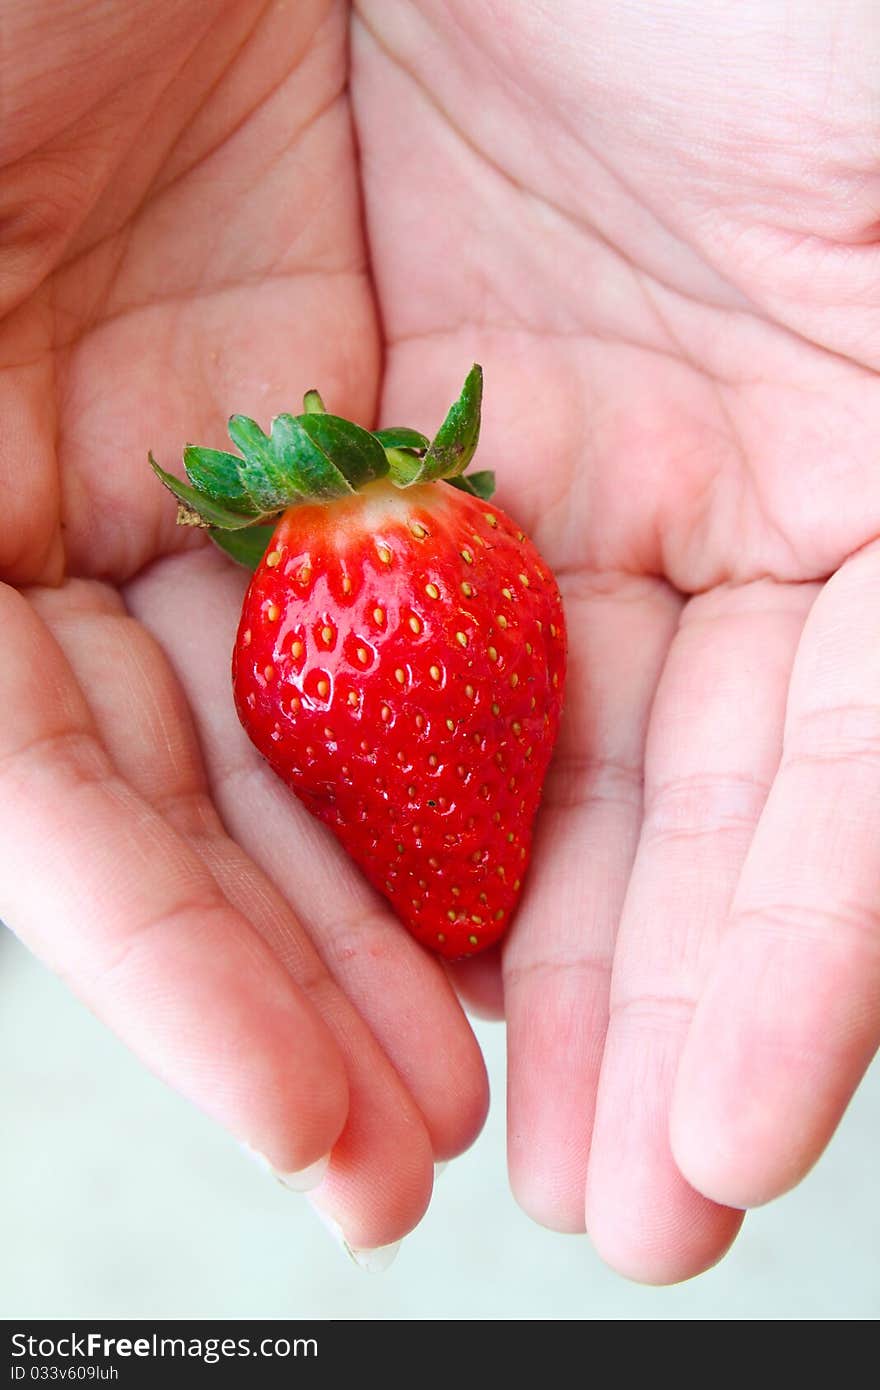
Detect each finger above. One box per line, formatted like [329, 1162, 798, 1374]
[31, 576, 435, 1247]
[672, 545, 880, 1208]
[587, 581, 815, 1281]
[124, 548, 489, 1162]
[503, 573, 680, 1232]
[0, 321, 64, 586]
[0, 581, 347, 1175]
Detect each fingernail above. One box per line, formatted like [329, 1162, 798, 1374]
[276, 1153, 332, 1192]
[345, 1239, 402, 1272]
[239, 1143, 331, 1193]
[309, 1202, 402, 1272]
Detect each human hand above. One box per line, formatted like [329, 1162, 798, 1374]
[353, 0, 880, 1278]
[0, 0, 488, 1258]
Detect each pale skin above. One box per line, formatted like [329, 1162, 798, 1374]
[2, 0, 879, 1282]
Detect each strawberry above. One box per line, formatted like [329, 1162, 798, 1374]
[152, 367, 566, 958]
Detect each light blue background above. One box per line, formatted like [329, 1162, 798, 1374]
[3, 928, 878, 1320]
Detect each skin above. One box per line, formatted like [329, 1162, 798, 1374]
[2, 0, 879, 1280]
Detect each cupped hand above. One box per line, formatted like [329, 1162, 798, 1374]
[353, 0, 880, 1279]
[0, 0, 489, 1256]
[8, 0, 880, 1281]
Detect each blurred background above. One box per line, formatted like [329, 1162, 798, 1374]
[3, 926, 878, 1320]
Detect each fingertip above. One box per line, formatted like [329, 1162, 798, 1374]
[226, 978, 350, 1173]
[282, 1053, 350, 1178]
[587, 1206, 744, 1286]
[508, 1097, 590, 1234]
[431, 1053, 490, 1161]
[585, 1139, 745, 1284]
[669, 1083, 815, 1211]
[313, 1124, 435, 1251]
[669, 949, 876, 1211]
[399, 971, 491, 1160]
[584, 1021, 746, 1284]
[309, 1041, 351, 1155]
[509, 1165, 587, 1234]
[668, 1003, 825, 1210]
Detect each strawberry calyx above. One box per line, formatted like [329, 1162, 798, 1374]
[151, 364, 494, 569]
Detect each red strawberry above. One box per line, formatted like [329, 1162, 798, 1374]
[152, 367, 566, 958]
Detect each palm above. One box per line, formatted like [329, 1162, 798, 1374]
[4, 0, 878, 1279]
[1, 0, 485, 1253]
[355, 0, 880, 1277]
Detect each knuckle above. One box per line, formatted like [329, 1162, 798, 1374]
[642, 770, 768, 847]
[542, 752, 642, 813]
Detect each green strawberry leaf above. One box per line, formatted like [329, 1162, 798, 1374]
[287, 412, 390, 496]
[387, 364, 482, 486]
[220, 410, 390, 509]
[226, 414, 276, 470]
[421, 363, 483, 480]
[381, 446, 424, 486]
[373, 426, 430, 452]
[149, 455, 267, 529]
[208, 523, 278, 569]
[225, 415, 300, 511]
[182, 446, 261, 512]
[447, 469, 496, 500]
[262, 413, 345, 500]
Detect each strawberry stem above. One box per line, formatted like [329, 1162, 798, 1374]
[302, 389, 325, 415]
